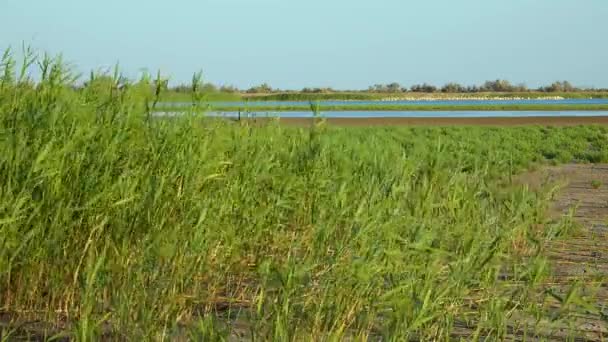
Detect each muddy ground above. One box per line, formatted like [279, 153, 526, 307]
[263, 116, 608, 126]
[480, 164, 608, 341]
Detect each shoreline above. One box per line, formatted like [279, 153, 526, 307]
[255, 116, 608, 126]
[378, 96, 568, 101]
[240, 92, 608, 102]
[158, 104, 608, 112]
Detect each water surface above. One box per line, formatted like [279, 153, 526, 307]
[156, 110, 608, 118]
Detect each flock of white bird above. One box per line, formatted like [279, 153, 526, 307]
[379, 96, 568, 101]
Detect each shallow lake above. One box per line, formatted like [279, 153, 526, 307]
[156, 110, 608, 118]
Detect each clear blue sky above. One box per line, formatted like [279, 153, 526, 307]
[2, 0, 607, 89]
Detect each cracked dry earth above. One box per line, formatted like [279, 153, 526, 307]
[488, 164, 608, 341]
[540, 164, 608, 341]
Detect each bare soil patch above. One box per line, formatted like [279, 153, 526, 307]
[508, 164, 608, 340]
[269, 116, 608, 126]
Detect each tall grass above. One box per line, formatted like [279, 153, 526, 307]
[1, 50, 607, 340]
[162, 90, 242, 102]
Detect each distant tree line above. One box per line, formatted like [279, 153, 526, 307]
[301, 87, 336, 94]
[368, 83, 405, 93]
[370, 80, 575, 93]
[168, 79, 606, 94]
[539, 81, 576, 92]
[170, 82, 239, 93]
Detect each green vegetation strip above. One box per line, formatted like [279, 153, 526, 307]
[158, 104, 608, 112]
[2, 50, 608, 340]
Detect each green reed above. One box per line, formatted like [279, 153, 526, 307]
[0, 49, 607, 340]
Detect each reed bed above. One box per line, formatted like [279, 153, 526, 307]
[1, 50, 607, 340]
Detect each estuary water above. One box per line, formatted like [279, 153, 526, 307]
[155, 110, 608, 118]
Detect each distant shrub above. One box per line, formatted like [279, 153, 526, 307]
[410, 83, 437, 92]
[441, 83, 466, 93]
[368, 83, 404, 93]
[541, 81, 578, 92]
[246, 83, 273, 94]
